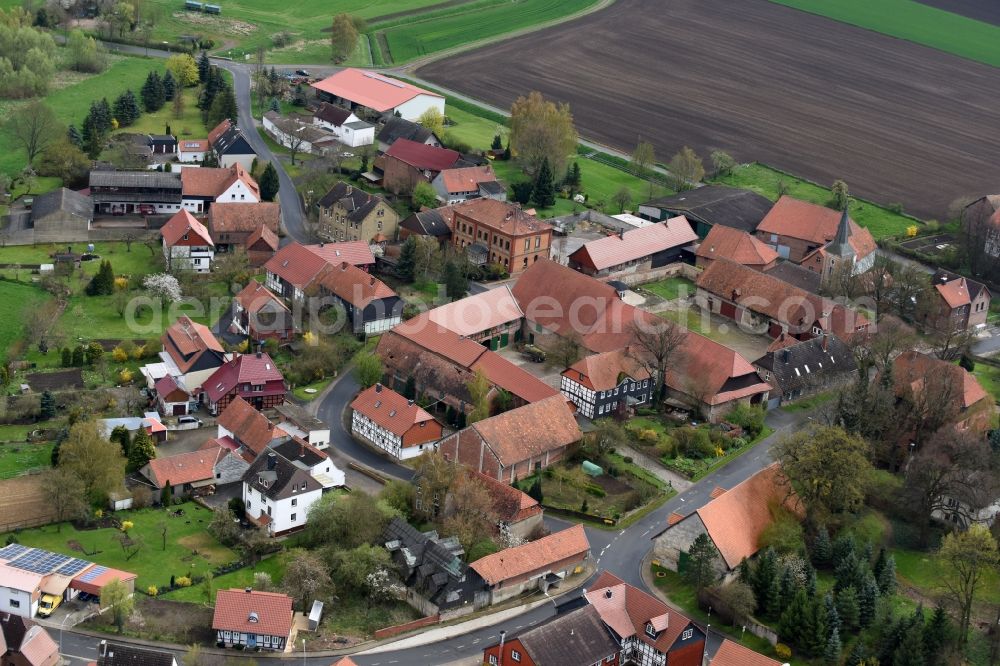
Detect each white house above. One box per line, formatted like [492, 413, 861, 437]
[0, 563, 42, 617]
[349, 384, 443, 461]
[212, 588, 292, 651]
[271, 438, 345, 488]
[242, 451, 323, 536]
[274, 403, 330, 449]
[180, 165, 260, 214]
[312, 103, 374, 147]
[262, 112, 338, 156]
[160, 209, 215, 272]
[178, 139, 209, 163]
[311, 68, 444, 122]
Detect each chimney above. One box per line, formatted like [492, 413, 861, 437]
[407, 399, 414, 406]
[781, 350, 790, 364]
[375, 383, 383, 393]
[498, 630, 506, 655]
[267, 452, 276, 470]
[618, 228, 624, 240]
[605, 589, 613, 599]
[99, 641, 108, 658]
[822, 334, 829, 351]
[319, 242, 324, 248]
[341, 261, 348, 271]
[244, 587, 252, 593]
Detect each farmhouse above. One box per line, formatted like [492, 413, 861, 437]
[311, 69, 445, 121]
[399, 209, 451, 243]
[755, 196, 877, 277]
[274, 402, 330, 449]
[380, 139, 462, 194]
[481, 604, 618, 666]
[471, 524, 589, 605]
[436, 395, 580, 482]
[375, 316, 559, 414]
[424, 285, 523, 350]
[212, 588, 292, 650]
[315, 261, 403, 335]
[924, 269, 991, 332]
[376, 116, 442, 152]
[567, 217, 698, 277]
[269, 438, 345, 488]
[695, 259, 869, 339]
[382, 518, 485, 618]
[208, 202, 281, 253]
[216, 397, 290, 460]
[243, 450, 323, 536]
[638, 185, 773, 237]
[695, 224, 778, 271]
[264, 242, 376, 301]
[316, 182, 399, 244]
[139, 444, 247, 493]
[178, 139, 209, 163]
[311, 102, 374, 147]
[88, 170, 183, 215]
[160, 209, 214, 272]
[350, 383, 443, 460]
[0, 615, 59, 666]
[204, 352, 286, 415]
[560, 348, 653, 419]
[208, 120, 256, 170]
[652, 463, 803, 576]
[432, 165, 505, 204]
[463, 470, 543, 541]
[263, 112, 338, 155]
[97, 641, 177, 666]
[180, 164, 260, 213]
[231, 280, 294, 342]
[448, 199, 553, 275]
[150, 316, 227, 397]
[28, 188, 92, 243]
[753, 334, 856, 408]
[892, 350, 993, 434]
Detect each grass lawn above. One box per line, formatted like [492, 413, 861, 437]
[5, 502, 238, 590]
[161, 552, 287, 603]
[779, 390, 836, 413]
[712, 163, 918, 238]
[640, 277, 696, 302]
[292, 376, 334, 401]
[894, 547, 1000, 605]
[0, 280, 51, 363]
[972, 363, 1000, 403]
[0, 423, 57, 441]
[688, 425, 774, 482]
[267, 33, 373, 67]
[0, 441, 53, 479]
[377, 0, 599, 63]
[120, 87, 208, 139]
[767, 0, 1000, 68]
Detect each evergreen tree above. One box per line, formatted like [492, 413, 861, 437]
[443, 259, 467, 301]
[531, 156, 555, 207]
[847, 640, 868, 666]
[161, 481, 172, 506]
[859, 573, 879, 628]
[528, 478, 543, 503]
[873, 547, 887, 580]
[737, 558, 752, 587]
[67, 124, 83, 149]
[862, 541, 874, 566]
[765, 572, 783, 619]
[81, 114, 103, 159]
[825, 592, 842, 635]
[259, 162, 279, 202]
[268, 97, 280, 113]
[86, 260, 114, 295]
[199, 67, 225, 114]
[40, 390, 56, 420]
[141, 71, 166, 112]
[93, 98, 113, 132]
[162, 69, 176, 101]
[570, 161, 581, 189]
[803, 597, 829, 657]
[71, 345, 84, 366]
[61, 347, 72, 367]
[113, 90, 140, 127]
[455, 410, 466, 429]
[825, 626, 842, 665]
[813, 525, 832, 566]
[127, 428, 156, 472]
[397, 236, 418, 282]
[779, 566, 796, 607]
[491, 134, 502, 151]
[109, 425, 131, 458]
[165, 123, 172, 136]
[779, 588, 808, 645]
[208, 87, 237, 128]
[878, 554, 897, 595]
[804, 562, 818, 597]
[832, 533, 857, 565]
[502, 141, 511, 161]
[892, 623, 927, 666]
[197, 51, 210, 83]
[923, 606, 952, 661]
[836, 586, 861, 630]
[753, 547, 779, 603]
[445, 405, 457, 427]
[684, 533, 720, 592]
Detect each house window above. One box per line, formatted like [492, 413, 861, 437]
[488, 656, 498, 665]
[9, 599, 19, 608]
[291, 513, 297, 522]
[682, 628, 693, 640]
[646, 623, 656, 638]
[291, 498, 297, 507]
[524, 239, 530, 251]
[535, 236, 541, 248]
[511, 651, 521, 663]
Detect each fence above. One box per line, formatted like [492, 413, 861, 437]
[372, 614, 439, 640]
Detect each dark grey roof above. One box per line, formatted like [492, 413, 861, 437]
[89, 170, 182, 190]
[270, 439, 326, 470]
[317, 181, 384, 223]
[642, 185, 773, 232]
[274, 402, 327, 431]
[313, 102, 352, 127]
[148, 135, 176, 145]
[382, 517, 482, 610]
[344, 120, 372, 131]
[214, 125, 255, 156]
[376, 117, 438, 147]
[401, 209, 450, 237]
[932, 268, 989, 301]
[98, 641, 175, 666]
[826, 208, 855, 258]
[764, 260, 822, 294]
[243, 450, 321, 501]
[516, 605, 620, 666]
[753, 335, 856, 395]
[31, 188, 92, 222]
[478, 181, 505, 196]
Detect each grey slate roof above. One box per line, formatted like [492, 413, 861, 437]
[400, 209, 450, 237]
[516, 605, 620, 666]
[213, 125, 255, 157]
[643, 185, 773, 232]
[313, 102, 352, 127]
[753, 335, 856, 396]
[31, 188, 92, 221]
[270, 439, 325, 470]
[376, 117, 438, 147]
[763, 260, 822, 294]
[98, 641, 175, 666]
[89, 170, 182, 190]
[317, 181, 384, 222]
[826, 208, 856, 258]
[243, 450, 321, 501]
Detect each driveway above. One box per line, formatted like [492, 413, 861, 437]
[496, 347, 563, 390]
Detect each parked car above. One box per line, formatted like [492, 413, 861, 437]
[37, 594, 61, 617]
[138, 204, 156, 216]
[295, 69, 310, 77]
[177, 416, 203, 426]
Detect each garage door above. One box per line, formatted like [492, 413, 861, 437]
[172, 404, 186, 416]
[720, 302, 737, 319]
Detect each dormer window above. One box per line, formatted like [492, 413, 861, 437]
[682, 628, 693, 640]
[248, 612, 259, 623]
[646, 623, 657, 638]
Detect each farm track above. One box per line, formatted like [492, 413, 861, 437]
[417, 0, 1000, 219]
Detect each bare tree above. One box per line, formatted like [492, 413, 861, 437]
[286, 133, 305, 166]
[5, 101, 61, 165]
[44, 467, 88, 530]
[628, 319, 687, 406]
[667, 146, 704, 191]
[546, 331, 583, 370]
[630, 140, 655, 198]
[846, 314, 915, 377]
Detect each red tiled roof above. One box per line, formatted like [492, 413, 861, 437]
[466, 469, 541, 523]
[697, 224, 778, 266]
[179, 139, 208, 153]
[162, 316, 224, 373]
[693, 463, 803, 569]
[205, 353, 285, 402]
[217, 397, 287, 456]
[350, 384, 438, 438]
[936, 278, 973, 309]
[711, 640, 783, 666]
[209, 202, 281, 235]
[563, 348, 651, 392]
[316, 261, 396, 309]
[667, 331, 772, 406]
[469, 350, 559, 403]
[17, 625, 59, 666]
[161, 210, 213, 247]
[181, 164, 259, 199]
[449, 198, 553, 237]
[143, 446, 224, 487]
[305, 241, 376, 267]
[247, 224, 278, 252]
[234, 280, 289, 316]
[310, 69, 441, 113]
[893, 350, 989, 410]
[468, 395, 580, 467]
[470, 524, 588, 585]
[208, 120, 231, 146]
[757, 196, 876, 259]
[385, 139, 460, 172]
[570, 217, 698, 272]
[71, 566, 136, 597]
[154, 374, 189, 402]
[586, 571, 696, 654]
[425, 285, 523, 337]
[439, 166, 497, 194]
[264, 243, 330, 289]
[212, 589, 293, 638]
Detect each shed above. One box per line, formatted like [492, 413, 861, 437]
[108, 491, 133, 511]
[308, 600, 324, 630]
[582, 460, 603, 477]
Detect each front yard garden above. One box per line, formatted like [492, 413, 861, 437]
[638, 277, 696, 302]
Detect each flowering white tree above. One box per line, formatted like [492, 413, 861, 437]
[142, 273, 182, 303]
[365, 568, 403, 603]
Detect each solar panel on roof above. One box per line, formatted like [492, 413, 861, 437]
[57, 558, 92, 576]
[0, 543, 30, 559]
[78, 565, 107, 583]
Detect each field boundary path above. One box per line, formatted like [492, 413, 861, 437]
[620, 445, 692, 492]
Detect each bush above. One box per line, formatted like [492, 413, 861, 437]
[175, 576, 192, 587]
[146, 585, 158, 596]
[584, 483, 606, 498]
[272, 31, 293, 47]
[724, 403, 765, 438]
[775, 644, 792, 660]
[674, 427, 714, 459]
[637, 428, 659, 444]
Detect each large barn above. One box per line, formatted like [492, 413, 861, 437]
[311, 69, 444, 121]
